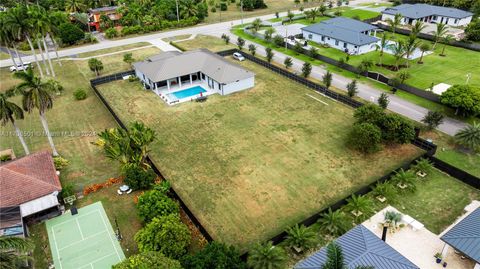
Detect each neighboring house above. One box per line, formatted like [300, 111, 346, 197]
[0, 151, 62, 237]
[382, 4, 473, 27]
[301, 17, 380, 55]
[88, 6, 122, 31]
[295, 225, 420, 269]
[440, 207, 480, 269]
[133, 49, 255, 99]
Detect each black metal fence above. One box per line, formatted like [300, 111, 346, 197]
[428, 156, 480, 189]
[90, 77, 214, 242]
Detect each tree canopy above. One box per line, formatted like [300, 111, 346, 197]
[113, 251, 183, 269]
[181, 242, 246, 269]
[440, 85, 480, 117]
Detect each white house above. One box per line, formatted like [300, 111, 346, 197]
[382, 4, 473, 27]
[301, 17, 380, 55]
[133, 49, 255, 104]
[0, 151, 62, 237]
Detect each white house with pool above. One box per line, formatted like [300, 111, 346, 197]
[133, 49, 255, 105]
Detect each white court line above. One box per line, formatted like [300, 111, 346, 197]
[77, 253, 117, 269]
[58, 230, 108, 251]
[98, 209, 122, 261]
[51, 226, 63, 269]
[306, 94, 329, 105]
[51, 209, 100, 229]
[75, 218, 85, 240]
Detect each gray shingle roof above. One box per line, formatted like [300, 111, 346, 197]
[301, 18, 379, 46]
[441, 207, 480, 263]
[295, 225, 420, 269]
[132, 49, 254, 84]
[382, 4, 473, 19]
[88, 6, 119, 13]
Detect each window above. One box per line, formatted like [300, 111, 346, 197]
[454, 19, 458, 24]
[433, 15, 437, 20]
[335, 40, 339, 46]
[343, 42, 347, 48]
[308, 34, 313, 39]
[321, 36, 325, 41]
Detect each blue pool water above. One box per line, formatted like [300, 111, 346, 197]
[172, 86, 207, 99]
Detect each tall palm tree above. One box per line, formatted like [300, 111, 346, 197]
[440, 35, 453, 56]
[247, 241, 287, 269]
[65, 0, 86, 13]
[0, 236, 34, 269]
[392, 40, 405, 71]
[13, 68, 59, 156]
[0, 14, 20, 69]
[455, 122, 480, 152]
[375, 33, 388, 66]
[284, 224, 317, 251]
[5, 4, 44, 78]
[411, 20, 425, 37]
[388, 13, 402, 36]
[29, 5, 55, 77]
[0, 90, 30, 155]
[404, 35, 419, 66]
[27, 6, 51, 77]
[433, 23, 448, 49]
[48, 11, 69, 66]
[180, 0, 198, 19]
[318, 208, 349, 236]
[417, 42, 430, 64]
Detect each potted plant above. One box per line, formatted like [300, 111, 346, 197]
[434, 252, 442, 263]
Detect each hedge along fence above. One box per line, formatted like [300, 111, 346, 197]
[241, 27, 442, 103]
[90, 75, 214, 242]
[375, 23, 480, 52]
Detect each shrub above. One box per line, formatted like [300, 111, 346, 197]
[391, 169, 417, 192]
[105, 28, 118, 39]
[353, 104, 385, 125]
[123, 165, 156, 190]
[73, 89, 87, 100]
[113, 251, 182, 269]
[344, 194, 374, 221]
[88, 58, 104, 76]
[284, 57, 293, 69]
[84, 33, 98, 43]
[266, 47, 274, 63]
[53, 156, 70, 170]
[465, 18, 480, 41]
[412, 158, 434, 174]
[135, 215, 191, 258]
[59, 182, 75, 201]
[181, 242, 246, 269]
[379, 113, 415, 144]
[220, 2, 228, 11]
[284, 224, 317, 251]
[318, 208, 350, 236]
[123, 53, 134, 64]
[273, 35, 284, 46]
[440, 85, 480, 117]
[377, 92, 389, 109]
[346, 79, 358, 97]
[454, 122, 480, 152]
[371, 181, 396, 201]
[136, 188, 179, 222]
[348, 122, 382, 153]
[301, 62, 312, 78]
[247, 242, 287, 269]
[421, 111, 444, 130]
[236, 37, 245, 50]
[58, 23, 85, 45]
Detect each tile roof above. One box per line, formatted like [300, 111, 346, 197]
[0, 151, 61, 207]
[301, 18, 379, 46]
[295, 225, 420, 269]
[382, 4, 473, 19]
[441, 207, 480, 263]
[133, 49, 255, 84]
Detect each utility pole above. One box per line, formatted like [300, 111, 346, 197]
[240, 0, 244, 25]
[285, 26, 288, 49]
[176, 0, 180, 22]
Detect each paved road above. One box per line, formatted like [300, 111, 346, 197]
[0, 4, 467, 136]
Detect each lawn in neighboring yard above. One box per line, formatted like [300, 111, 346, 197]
[175, 34, 236, 52]
[75, 42, 152, 58]
[205, 0, 297, 23]
[333, 8, 381, 20]
[162, 34, 192, 42]
[0, 52, 11, 60]
[96, 56, 422, 250]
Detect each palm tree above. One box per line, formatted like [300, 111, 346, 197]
[307, 7, 320, 22]
[88, 58, 104, 76]
[391, 168, 417, 192]
[264, 28, 275, 42]
[454, 122, 480, 152]
[248, 44, 256, 56]
[247, 241, 287, 269]
[65, 0, 86, 13]
[371, 181, 396, 201]
[251, 18, 262, 33]
[0, 236, 34, 269]
[180, 0, 198, 19]
[404, 35, 418, 66]
[375, 33, 389, 66]
[0, 90, 30, 155]
[412, 158, 434, 175]
[28, 5, 53, 77]
[13, 68, 60, 156]
[322, 71, 332, 89]
[322, 242, 375, 269]
[319, 5, 327, 16]
[318, 208, 349, 236]
[433, 23, 448, 49]
[344, 194, 373, 221]
[284, 224, 317, 252]
[440, 35, 453, 56]
[417, 42, 430, 64]
[387, 13, 402, 36]
[0, 14, 21, 69]
[5, 4, 45, 78]
[392, 40, 405, 71]
[48, 11, 68, 66]
[411, 20, 425, 37]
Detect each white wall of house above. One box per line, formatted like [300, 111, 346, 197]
[221, 77, 255, 95]
[20, 193, 59, 217]
[302, 30, 376, 55]
[382, 13, 472, 27]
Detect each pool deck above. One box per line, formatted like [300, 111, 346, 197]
[155, 81, 216, 105]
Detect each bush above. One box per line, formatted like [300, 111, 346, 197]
[59, 182, 75, 201]
[301, 62, 312, 78]
[135, 215, 191, 258]
[220, 2, 228, 10]
[124, 165, 156, 190]
[379, 114, 415, 144]
[273, 35, 284, 46]
[440, 85, 480, 117]
[353, 104, 385, 125]
[53, 156, 70, 170]
[421, 111, 444, 130]
[73, 89, 87, 100]
[181, 242, 246, 269]
[113, 251, 182, 269]
[84, 33, 98, 43]
[136, 188, 179, 223]
[465, 19, 480, 41]
[58, 23, 85, 45]
[105, 28, 118, 39]
[348, 123, 382, 153]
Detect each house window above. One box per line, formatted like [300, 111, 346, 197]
[308, 34, 313, 39]
[354, 45, 358, 48]
[454, 19, 458, 24]
[335, 40, 339, 46]
[321, 36, 325, 41]
[343, 42, 347, 48]
[433, 15, 437, 20]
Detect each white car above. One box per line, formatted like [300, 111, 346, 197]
[9, 62, 32, 72]
[232, 52, 245, 61]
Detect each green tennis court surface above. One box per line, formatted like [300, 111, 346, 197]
[46, 202, 125, 269]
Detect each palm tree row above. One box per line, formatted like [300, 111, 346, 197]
[0, 4, 66, 79]
[0, 68, 62, 156]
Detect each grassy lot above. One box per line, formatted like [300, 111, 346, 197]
[162, 34, 192, 42]
[175, 34, 236, 52]
[421, 130, 480, 178]
[75, 42, 152, 58]
[205, 0, 297, 23]
[97, 56, 422, 250]
[331, 7, 381, 20]
[0, 52, 11, 60]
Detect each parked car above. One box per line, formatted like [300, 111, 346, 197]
[232, 52, 245, 61]
[9, 62, 32, 72]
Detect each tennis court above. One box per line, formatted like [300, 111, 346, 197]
[46, 202, 125, 269]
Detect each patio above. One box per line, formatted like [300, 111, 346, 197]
[362, 205, 477, 269]
[155, 79, 216, 105]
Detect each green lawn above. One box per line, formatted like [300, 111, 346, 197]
[96, 56, 422, 250]
[75, 42, 152, 58]
[333, 8, 381, 20]
[205, 0, 297, 23]
[175, 34, 236, 52]
[0, 52, 11, 60]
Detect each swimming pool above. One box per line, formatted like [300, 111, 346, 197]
[172, 86, 207, 99]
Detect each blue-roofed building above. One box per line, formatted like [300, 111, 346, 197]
[440, 207, 480, 269]
[295, 225, 420, 269]
[381, 4, 473, 27]
[301, 17, 379, 55]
